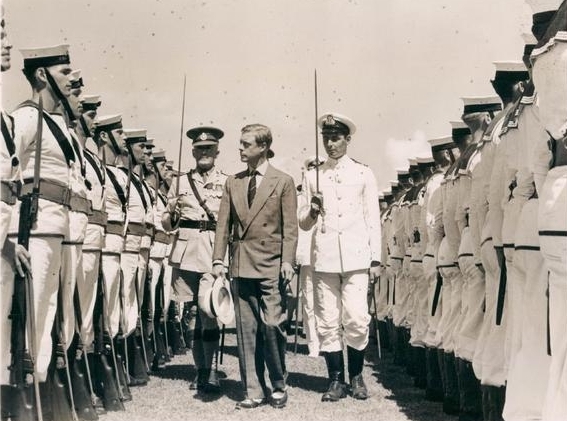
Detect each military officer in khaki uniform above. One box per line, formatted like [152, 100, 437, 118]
[163, 127, 227, 393]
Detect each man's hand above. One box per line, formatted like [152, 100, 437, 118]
[2, 241, 32, 277]
[212, 263, 225, 279]
[166, 195, 182, 216]
[280, 262, 295, 283]
[309, 193, 324, 219]
[369, 265, 381, 283]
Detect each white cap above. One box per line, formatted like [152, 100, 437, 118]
[408, 158, 418, 167]
[428, 136, 454, 151]
[461, 96, 502, 114]
[494, 61, 528, 72]
[20, 44, 70, 68]
[525, 0, 562, 14]
[82, 95, 101, 111]
[152, 149, 166, 161]
[396, 168, 410, 175]
[416, 156, 435, 164]
[318, 112, 356, 135]
[390, 180, 399, 187]
[70, 69, 81, 82]
[123, 129, 147, 143]
[95, 114, 122, 129]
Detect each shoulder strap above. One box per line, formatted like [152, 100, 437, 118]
[105, 167, 127, 213]
[187, 170, 216, 221]
[140, 178, 155, 206]
[17, 101, 76, 167]
[1, 112, 16, 158]
[118, 167, 148, 211]
[84, 149, 105, 186]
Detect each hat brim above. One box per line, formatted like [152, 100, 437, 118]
[210, 276, 234, 325]
[197, 273, 216, 319]
[193, 139, 219, 147]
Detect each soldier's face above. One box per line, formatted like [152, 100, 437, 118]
[1, 15, 12, 72]
[322, 133, 350, 160]
[193, 144, 218, 171]
[144, 152, 154, 172]
[82, 110, 97, 133]
[68, 87, 83, 118]
[46, 64, 73, 97]
[130, 142, 146, 165]
[155, 161, 167, 179]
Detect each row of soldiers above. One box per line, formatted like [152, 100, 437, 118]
[0, 8, 207, 420]
[374, 1, 567, 420]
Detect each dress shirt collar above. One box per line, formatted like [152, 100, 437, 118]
[327, 154, 350, 169]
[249, 159, 269, 177]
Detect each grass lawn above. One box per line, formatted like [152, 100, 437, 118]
[101, 329, 454, 421]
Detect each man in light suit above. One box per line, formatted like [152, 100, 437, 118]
[212, 124, 298, 409]
[299, 113, 381, 402]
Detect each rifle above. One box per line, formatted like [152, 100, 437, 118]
[8, 95, 43, 421]
[293, 265, 301, 355]
[134, 269, 151, 373]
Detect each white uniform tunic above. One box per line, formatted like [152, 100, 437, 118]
[299, 155, 381, 352]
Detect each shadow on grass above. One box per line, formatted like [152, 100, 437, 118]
[365, 345, 452, 421]
[286, 371, 328, 393]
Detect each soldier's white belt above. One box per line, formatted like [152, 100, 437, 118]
[88, 209, 108, 227]
[0, 180, 19, 205]
[20, 178, 92, 214]
[154, 230, 171, 244]
[106, 220, 124, 236]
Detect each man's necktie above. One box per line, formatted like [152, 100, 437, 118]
[248, 170, 258, 207]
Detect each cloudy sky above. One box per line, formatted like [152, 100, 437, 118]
[1, 0, 531, 190]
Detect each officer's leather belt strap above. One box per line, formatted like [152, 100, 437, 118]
[106, 220, 124, 236]
[0, 181, 19, 205]
[155, 230, 171, 244]
[88, 209, 108, 227]
[179, 219, 216, 231]
[20, 179, 92, 214]
[126, 222, 146, 236]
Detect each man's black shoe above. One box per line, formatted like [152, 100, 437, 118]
[128, 376, 147, 387]
[321, 380, 347, 402]
[235, 398, 266, 409]
[203, 369, 221, 394]
[270, 389, 288, 409]
[350, 374, 368, 400]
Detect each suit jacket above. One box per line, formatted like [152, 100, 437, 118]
[213, 163, 298, 280]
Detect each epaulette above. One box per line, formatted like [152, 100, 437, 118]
[482, 109, 506, 143]
[500, 97, 523, 136]
[351, 158, 368, 167]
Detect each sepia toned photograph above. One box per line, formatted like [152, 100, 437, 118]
[1, 0, 566, 420]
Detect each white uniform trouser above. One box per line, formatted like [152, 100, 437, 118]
[409, 249, 427, 347]
[120, 233, 143, 336]
[80, 223, 105, 351]
[538, 166, 567, 421]
[1, 236, 64, 382]
[149, 241, 168, 333]
[101, 232, 124, 338]
[392, 257, 410, 328]
[376, 267, 391, 321]
[503, 199, 550, 421]
[423, 253, 442, 348]
[0, 200, 11, 248]
[402, 251, 415, 328]
[455, 227, 485, 361]
[0, 201, 13, 384]
[60, 211, 88, 351]
[501, 197, 524, 373]
[473, 226, 508, 386]
[313, 269, 371, 352]
[299, 265, 319, 357]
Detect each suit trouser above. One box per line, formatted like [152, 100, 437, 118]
[232, 277, 287, 400]
[299, 265, 319, 357]
[313, 269, 371, 352]
[538, 166, 567, 421]
[503, 199, 550, 421]
[101, 233, 124, 338]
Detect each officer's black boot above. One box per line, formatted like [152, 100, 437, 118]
[321, 351, 347, 402]
[347, 346, 368, 400]
[167, 302, 186, 356]
[425, 347, 443, 402]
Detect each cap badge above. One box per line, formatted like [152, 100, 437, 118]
[199, 132, 208, 141]
[325, 115, 336, 126]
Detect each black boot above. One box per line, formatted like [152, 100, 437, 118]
[69, 344, 98, 421]
[127, 335, 149, 386]
[442, 352, 460, 415]
[456, 358, 483, 421]
[413, 346, 427, 389]
[189, 368, 209, 391]
[425, 347, 443, 402]
[321, 351, 347, 402]
[92, 352, 124, 411]
[347, 347, 368, 400]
